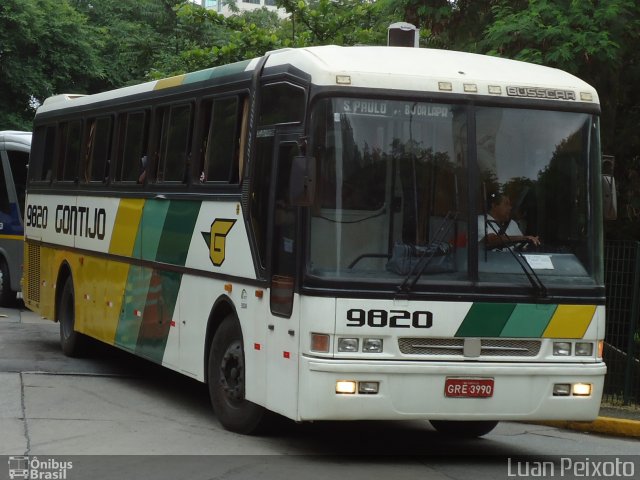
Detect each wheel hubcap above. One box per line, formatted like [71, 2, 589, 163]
[219, 341, 244, 403]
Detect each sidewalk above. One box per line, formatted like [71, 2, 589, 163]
[534, 405, 640, 438]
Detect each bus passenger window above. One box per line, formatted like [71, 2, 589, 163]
[258, 83, 305, 126]
[7, 150, 29, 218]
[156, 104, 192, 183]
[0, 162, 10, 215]
[85, 116, 112, 183]
[56, 120, 81, 182]
[29, 125, 56, 182]
[200, 97, 241, 184]
[117, 111, 147, 183]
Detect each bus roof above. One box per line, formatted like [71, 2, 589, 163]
[36, 45, 599, 116]
[0, 130, 32, 152]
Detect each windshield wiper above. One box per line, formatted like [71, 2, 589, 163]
[396, 211, 457, 294]
[485, 221, 548, 297]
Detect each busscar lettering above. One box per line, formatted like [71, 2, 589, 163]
[506, 86, 576, 101]
[55, 205, 107, 240]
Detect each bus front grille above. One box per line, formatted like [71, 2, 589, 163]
[27, 243, 41, 303]
[398, 337, 541, 357]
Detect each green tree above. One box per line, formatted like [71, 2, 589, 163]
[148, 5, 286, 78]
[276, 0, 388, 46]
[0, 0, 103, 129]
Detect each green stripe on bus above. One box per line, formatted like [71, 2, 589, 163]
[135, 269, 182, 363]
[155, 201, 201, 266]
[139, 199, 170, 262]
[183, 59, 252, 84]
[500, 304, 557, 337]
[455, 303, 516, 337]
[115, 266, 152, 350]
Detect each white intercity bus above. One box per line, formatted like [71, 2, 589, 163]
[24, 46, 606, 436]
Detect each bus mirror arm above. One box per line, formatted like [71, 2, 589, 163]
[289, 155, 316, 207]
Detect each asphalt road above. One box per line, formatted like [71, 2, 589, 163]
[1, 306, 638, 480]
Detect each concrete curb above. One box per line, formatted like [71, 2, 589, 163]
[535, 417, 640, 438]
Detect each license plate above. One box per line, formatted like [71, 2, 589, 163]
[445, 378, 494, 398]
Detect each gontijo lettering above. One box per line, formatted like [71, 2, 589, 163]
[55, 204, 107, 239]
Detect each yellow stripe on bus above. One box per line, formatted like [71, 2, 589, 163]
[542, 304, 596, 339]
[0, 234, 23, 241]
[154, 74, 186, 90]
[109, 199, 144, 256]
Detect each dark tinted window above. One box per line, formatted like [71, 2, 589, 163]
[259, 83, 305, 126]
[56, 120, 81, 181]
[0, 158, 9, 215]
[200, 97, 241, 183]
[7, 150, 29, 218]
[156, 104, 192, 183]
[117, 111, 147, 182]
[85, 116, 112, 183]
[250, 135, 274, 265]
[29, 125, 56, 182]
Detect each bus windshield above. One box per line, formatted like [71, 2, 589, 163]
[307, 97, 602, 292]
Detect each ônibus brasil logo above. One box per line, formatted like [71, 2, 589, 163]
[8, 456, 73, 479]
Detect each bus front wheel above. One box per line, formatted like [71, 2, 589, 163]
[208, 315, 268, 434]
[429, 420, 498, 438]
[58, 278, 87, 357]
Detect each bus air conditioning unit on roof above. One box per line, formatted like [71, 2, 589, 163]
[388, 22, 419, 48]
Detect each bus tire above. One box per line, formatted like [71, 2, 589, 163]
[429, 420, 498, 438]
[208, 315, 267, 434]
[0, 259, 15, 307]
[58, 278, 87, 357]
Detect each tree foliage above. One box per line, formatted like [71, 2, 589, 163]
[0, 0, 103, 129]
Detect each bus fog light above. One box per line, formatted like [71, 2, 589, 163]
[553, 384, 571, 396]
[575, 342, 593, 356]
[311, 333, 330, 353]
[363, 338, 383, 353]
[358, 381, 379, 394]
[338, 338, 359, 352]
[553, 342, 571, 356]
[572, 383, 592, 396]
[336, 380, 356, 394]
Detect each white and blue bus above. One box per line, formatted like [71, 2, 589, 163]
[24, 46, 605, 436]
[0, 131, 30, 306]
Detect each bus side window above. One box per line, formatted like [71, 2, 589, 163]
[199, 96, 241, 184]
[29, 125, 56, 182]
[0, 158, 10, 216]
[258, 83, 305, 126]
[6, 150, 29, 220]
[154, 103, 192, 183]
[56, 120, 82, 182]
[116, 111, 148, 183]
[84, 116, 112, 183]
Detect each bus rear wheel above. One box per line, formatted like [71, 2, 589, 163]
[58, 277, 87, 357]
[429, 420, 498, 438]
[208, 315, 268, 434]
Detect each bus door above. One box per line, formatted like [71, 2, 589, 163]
[264, 130, 301, 416]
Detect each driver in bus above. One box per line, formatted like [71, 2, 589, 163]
[478, 192, 540, 250]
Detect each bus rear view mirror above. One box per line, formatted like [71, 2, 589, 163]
[289, 155, 316, 206]
[602, 174, 617, 220]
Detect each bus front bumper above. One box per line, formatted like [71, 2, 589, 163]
[297, 356, 606, 422]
